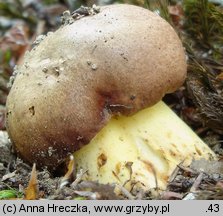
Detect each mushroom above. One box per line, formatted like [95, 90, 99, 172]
[6, 4, 215, 190]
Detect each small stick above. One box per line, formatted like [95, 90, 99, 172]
[190, 172, 204, 192]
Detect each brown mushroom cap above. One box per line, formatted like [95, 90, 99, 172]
[6, 4, 187, 170]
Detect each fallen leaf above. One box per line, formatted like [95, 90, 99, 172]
[60, 155, 75, 189]
[168, 5, 184, 26]
[24, 163, 38, 200]
[0, 23, 30, 64]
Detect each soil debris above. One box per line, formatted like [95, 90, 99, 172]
[61, 5, 100, 25]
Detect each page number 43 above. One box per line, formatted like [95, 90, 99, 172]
[206, 204, 220, 213]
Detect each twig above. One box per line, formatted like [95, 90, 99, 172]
[115, 184, 135, 200]
[190, 172, 204, 192]
[71, 169, 88, 189]
[168, 165, 180, 183]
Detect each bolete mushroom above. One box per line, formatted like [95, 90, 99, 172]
[6, 4, 215, 190]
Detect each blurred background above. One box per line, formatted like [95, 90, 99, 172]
[0, 0, 223, 153]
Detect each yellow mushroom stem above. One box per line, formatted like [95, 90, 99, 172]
[74, 101, 216, 191]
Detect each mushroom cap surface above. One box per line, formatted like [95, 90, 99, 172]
[6, 4, 187, 169]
